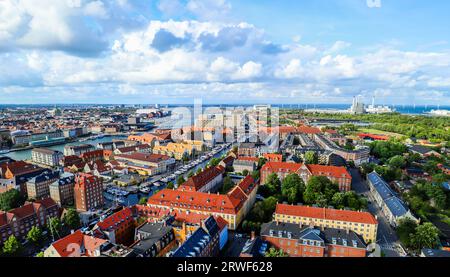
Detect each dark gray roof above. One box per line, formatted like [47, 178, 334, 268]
[409, 145, 436, 155]
[240, 237, 268, 257]
[132, 222, 173, 256]
[172, 227, 210, 257]
[368, 172, 410, 218]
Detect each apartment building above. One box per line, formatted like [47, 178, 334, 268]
[94, 207, 135, 246]
[148, 176, 258, 230]
[261, 162, 352, 192]
[74, 173, 104, 212]
[178, 166, 225, 193]
[260, 221, 367, 257]
[49, 173, 76, 206]
[274, 204, 378, 243]
[0, 198, 59, 245]
[31, 148, 64, 167]
[64, 144, 95, 156]
[26, 171, 60, 200]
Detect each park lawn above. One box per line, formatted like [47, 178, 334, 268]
[358, 128, 406, 139]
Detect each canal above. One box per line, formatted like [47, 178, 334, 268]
[3, 135, 128, 161]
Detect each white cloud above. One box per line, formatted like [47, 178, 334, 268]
[84, 1, 109, 19]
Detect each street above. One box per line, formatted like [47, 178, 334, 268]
[350, 168, 405, 257]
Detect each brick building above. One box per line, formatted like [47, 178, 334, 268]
[260, 221, 367, 257]
[74, 173, 104, 212]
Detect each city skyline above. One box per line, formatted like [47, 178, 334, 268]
[0, 0, 450, 105]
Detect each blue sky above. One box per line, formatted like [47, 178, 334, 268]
[0, 0, 449, 105]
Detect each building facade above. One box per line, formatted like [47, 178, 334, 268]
[74, 173, 104, 212]
[274, 204, 378, 243]
[31, 148, 64, 167]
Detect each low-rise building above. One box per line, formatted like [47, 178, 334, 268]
[274, 204, 378, 243]
[367, 172, 418, 227]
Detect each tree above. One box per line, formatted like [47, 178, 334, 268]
[177, 175, 186, 186]
[303, 176, 339, 207]
[396, 218, 418, 248]
[166, 182, 175, 189]
[411, 223, 439, 250]
[138, 197, 148, 205]
[0, 189, 24, 211]
[63, 209, 81, 229]
[388, 155, 407, 169]
[48, 217, 62, 240]
[265, 173, 281, 196]
[265, 247, 288, 257]
[36, 252, 45, 257]
[242, 169, 249, 176]
[251, 170, 260, 181]
[304, 151, 318, 165]
[281, 174, 305, 204]
[27, 226, 44, 246]
[221, 176, 234, 194]
[187, 171, 195, 178]
[258, 158, 267, 169]
[2, 235, 22, 256]
[196, 167, 203, 174]
[208, 158, 221, 168]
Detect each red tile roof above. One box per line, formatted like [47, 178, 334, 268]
[306, 164, 351, 179]
[275, 204, 378, 225]
[96, 207, 133, 232]
[297, 126, 322, 134]
[263, 153, 283, 161]
[261, 162, 303, 173]
[0, 212, 8, 226]
[149, 176, 257, 215]
[358, 133, 389, 141]
[179, 166, 225, 191]
[50, 230, 108, 257]
[237, 156, 259, 163]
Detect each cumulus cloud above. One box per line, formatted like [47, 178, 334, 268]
[0, 1, 449, 104]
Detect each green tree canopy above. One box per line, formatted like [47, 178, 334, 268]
[411, 223, 439, 250]
[63, 209, 81, 229]
[138, 197, 148, 205]
[388, 155, 407, 169]
[304, 151, 318, 165]
[396, 218, 418, 248]
[48, 217, 62, 240]
[0, 189, 24, 211]
[303, 176, 339, 207]
[177, 175, 186, 186]
[265, 173, 281, 196]
[265, 247, 288, 257]
[281, 174, 305, 204]
[2, 235, 22, 256]
[27, 226, 44, 246]
[221, 176, 234, 194]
